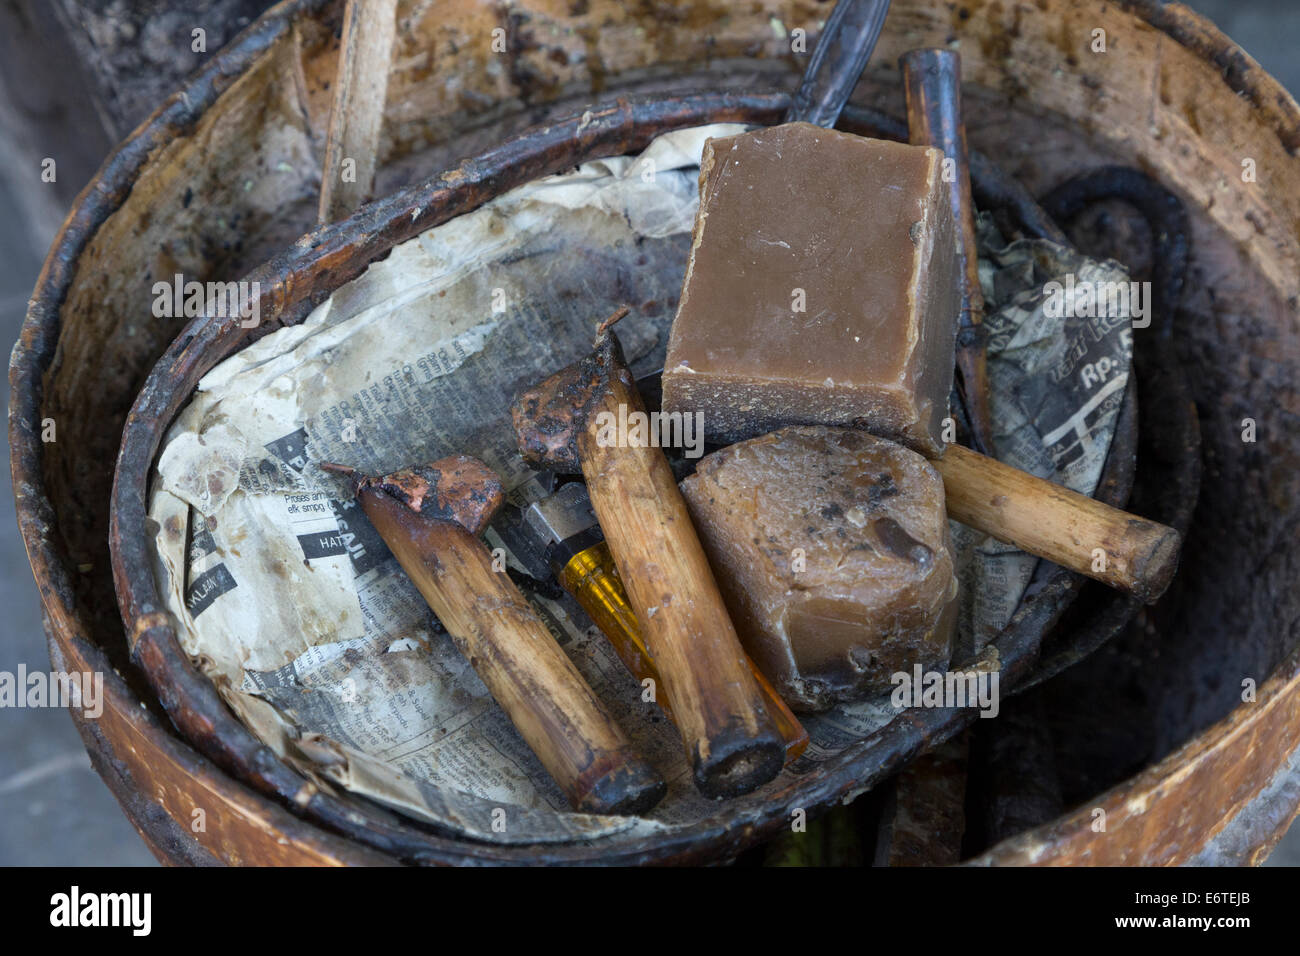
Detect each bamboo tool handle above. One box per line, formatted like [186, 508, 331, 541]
[336, 461, 665, 816]
[512, 322, 785, 799]
[577, 371, 785, 798]
[901, 48, 995, 457]
[560, 540, 811, 763]
[932, 444, 1182, 604]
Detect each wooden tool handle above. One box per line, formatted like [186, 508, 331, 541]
[932, 444, 1181, 604]
[357, 487, 666, 815]
[578, 368, 785, 799]
[901, 48, 995, 457]
[561, 540, 810, 764]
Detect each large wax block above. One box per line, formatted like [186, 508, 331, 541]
[681, 426, 957, 713]
[662, 122, 960, 456]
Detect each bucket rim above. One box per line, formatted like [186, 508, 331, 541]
[11, 0, 1299, 865]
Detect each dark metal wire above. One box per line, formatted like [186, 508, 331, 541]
[786, 0, 893, 126]
[1017, 168, 1202, 691]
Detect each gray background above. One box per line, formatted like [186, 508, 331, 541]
[0, 0, 1296, 866]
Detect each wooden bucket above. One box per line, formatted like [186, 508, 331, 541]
[11, 0, 1300, 865]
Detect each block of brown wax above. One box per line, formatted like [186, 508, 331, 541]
[680, 426, 957, 713]
[663, 123, 960, 456]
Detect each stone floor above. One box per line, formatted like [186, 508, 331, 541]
[0, 0, 1296, 866]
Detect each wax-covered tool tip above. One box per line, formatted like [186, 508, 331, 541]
[326, 455, 505, 535]
[511, 327, 630, 473]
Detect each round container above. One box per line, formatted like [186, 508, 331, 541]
[12, 0, 1300, 865]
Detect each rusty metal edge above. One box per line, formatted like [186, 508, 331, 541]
[5, 0, 386, 868]
[971, 642, 1300, 866]
[1123, 0, 1300, 156]
[10, 0, 1298, 865]
[45, 630, 395, 866]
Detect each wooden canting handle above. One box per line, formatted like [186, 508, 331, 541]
[512, 323, 785, 799]
[932, 444, 1182, 604]
[557, 540, 811, 764]
[342, 462, 665, 816]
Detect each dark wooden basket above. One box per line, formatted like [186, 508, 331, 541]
[12, 0, 1300, 865]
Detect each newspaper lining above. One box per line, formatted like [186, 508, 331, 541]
[148, 125, 1135, 843]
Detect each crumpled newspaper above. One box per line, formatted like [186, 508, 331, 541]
[148, 125, 1134, 844]
[949, 216, 1135, 657]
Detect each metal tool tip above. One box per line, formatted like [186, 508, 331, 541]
[593, 305, 630, 344]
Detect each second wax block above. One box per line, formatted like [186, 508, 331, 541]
[681, 427, 957, 714]
[662, 122, 961, 456]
